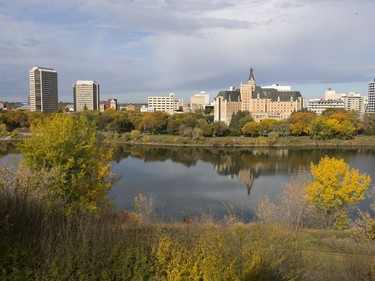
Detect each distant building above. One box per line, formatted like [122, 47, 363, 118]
[140, 106, 156, 112]
[0, 101, 4, 110]
[73, 80, 100, 111]
[341, 92, 366, 116]
[190, 91, 210, 112]
[109, 98, 117, 110]
[214, 69, 303, 124]
[367, 79, 375, 114]
[318, 88, 367, 116]
[307, 99, 345, 115]
[148, 93, 183, 114]
[15, 103, 31, 111]
[29, 67, 58, 112]
[126, 104, 137, 111]
[214, 87, 241, 124]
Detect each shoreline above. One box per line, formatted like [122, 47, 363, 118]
[111, 134, 375, 148]
[2, 133, 375, 148]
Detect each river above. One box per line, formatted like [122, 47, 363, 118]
[1, 142, 374, 221]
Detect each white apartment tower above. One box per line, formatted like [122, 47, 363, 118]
[368, 79, 375, 114]
[29, 67, 58, 112]
[73, 80, 100, 111]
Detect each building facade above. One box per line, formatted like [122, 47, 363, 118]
[368, 79, 375, 114]
[29, 67, 58, 113]
[214, 88, 242, 124]
[214, 69, 303, 124]
[307, 99, 345, 115]
[73, 80, 100, 111]
[148, 93, 183, 114]
[190, 91, 209, 112]
[319, 88, 367, 116]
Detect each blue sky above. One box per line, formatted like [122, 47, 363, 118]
[1, 0, 375, 103]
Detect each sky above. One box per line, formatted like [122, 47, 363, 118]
[1, 0, 375, 103]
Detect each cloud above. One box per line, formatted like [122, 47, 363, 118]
[1, 0, 375, 102]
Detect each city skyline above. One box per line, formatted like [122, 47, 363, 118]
[1, 1, 375, 103]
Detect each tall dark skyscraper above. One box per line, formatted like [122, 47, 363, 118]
[29, 67, 58, 113]
[368, 79, 375, 114]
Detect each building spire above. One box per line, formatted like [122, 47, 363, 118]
[248, 68, 255, 81]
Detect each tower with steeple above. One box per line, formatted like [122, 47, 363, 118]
[240, 68, 256, 111]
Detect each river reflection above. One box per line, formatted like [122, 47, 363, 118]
[110, 146, 375, 221]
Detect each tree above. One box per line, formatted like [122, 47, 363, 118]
[289, 111, 316, 136]
[211, 121, 228, 137]
[242, 121, 260, 137]
[308, 117, 334, 140]
[140, 111, 169, 134]
[305, 156, 371, 229]
[258, 119, 278, 136]
[229, 111, 253, 135]
[19, 113, 113, 212]
[362, 114, 375, 135]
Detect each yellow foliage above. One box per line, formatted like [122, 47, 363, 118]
[306, 156, 371, 228]
[19, 113, 113, 212]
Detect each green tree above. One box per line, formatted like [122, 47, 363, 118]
[211, 121, 228, 137]
[19, 113, 113, 212]
[308, 117, 334, 140]
[306, 156, 371, 229]
[362, 114, 375, 135]
[229, 111, 253, 136]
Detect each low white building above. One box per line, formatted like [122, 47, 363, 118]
[323, 88, 367, 116]
[140, 106, 155, 113]
[307, 99, 345, 115]
[148, 93, 183, 114]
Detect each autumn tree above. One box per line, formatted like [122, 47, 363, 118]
[242, 121, 260, 137]
[140, 111, 169, 134]
[258, 119, 278, 136]
[288, 111, 316, 136]
[305, 156, 371, 229]
[19, 113, 114, 212]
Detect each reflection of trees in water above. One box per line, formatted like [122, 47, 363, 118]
[111, 145, 371, 196]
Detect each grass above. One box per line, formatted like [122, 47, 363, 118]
[1, 186, 374, 281]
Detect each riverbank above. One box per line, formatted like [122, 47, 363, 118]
[116, 134, 375, 148]
[3, 132, 375, 148]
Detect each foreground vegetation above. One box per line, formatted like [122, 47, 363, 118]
[1, 185, 374, 281]
[1, 113, 375, 280]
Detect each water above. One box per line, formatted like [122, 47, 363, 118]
[109, 146, 375, 220]
[2, 144, 374, 220]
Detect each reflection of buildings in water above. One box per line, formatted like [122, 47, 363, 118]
[213, 149, 294, 196]
[238, 169, 254, 195]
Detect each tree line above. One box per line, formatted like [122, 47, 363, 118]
[2, 108, 375, 139]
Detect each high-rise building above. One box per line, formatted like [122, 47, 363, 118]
[367, 79, 375, 114]
[29, 67, 58, 112]
[73, 80, 100, 111]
